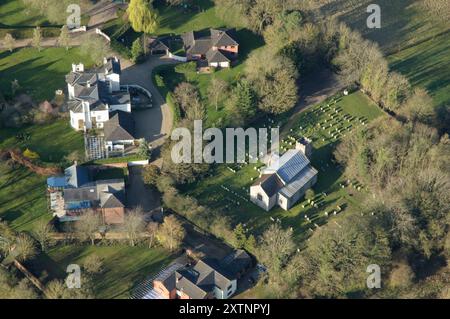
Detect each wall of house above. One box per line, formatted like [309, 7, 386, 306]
[70, 110, 84, 130]
[280, 173, 318, 211]
[216, 45, 238, 54]
[277, 193, 290, 211]
[209, 61, 230, 68]
[213, 280, 237, 299]
[110, 103, 131, 113]
[102, 207, 125, 224]
[106, 73, 120, 92]
[250, 185, 276, 211]
[153, 280, 175, 299]
[68, 84, 75, 99]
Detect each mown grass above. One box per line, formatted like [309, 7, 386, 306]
[0, 47, 93, 102]
[154, 0, 224, 36]
[0, 119, 84, 162]
[182, 92, 385, 243]
[27, 245, 175, 299]
[0, 0, 47, 26]
[388, 31, 450, 108]
[317, 0, 450, 107]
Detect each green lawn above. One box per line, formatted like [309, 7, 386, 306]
[0, 0, 47, 26]
[27, 245, 175, 299]
[318, 0, 450, 108]
[155, 0, 225, 35]
[182, 91, 385, 243]
[388, 31, 450, 108]
[0, 163, 49, 232]
[0, 47, 93, 102]
[0, 119, 84, 162]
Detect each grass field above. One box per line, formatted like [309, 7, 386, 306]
[182, 91, 385, 243]
[316, 0, 450, 107]
[0, 47, 93, 102]
[27, 245, 175, 299]
[388, 31, 450, 108]
[0, 0, 47, 26]
[155, 0, 225, 35]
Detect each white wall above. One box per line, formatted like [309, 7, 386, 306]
[250, 185, 276, 211]
[110, 103, 131, 113]
[213, 280, 236, 299]
[67, 84, 75, 99]
[106, 73, 120, 92]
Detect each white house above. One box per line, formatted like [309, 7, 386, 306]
[65, 57, 131, 131]
[250, 137, 318, 211]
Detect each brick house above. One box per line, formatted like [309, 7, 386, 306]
[182, 29, 239, 68]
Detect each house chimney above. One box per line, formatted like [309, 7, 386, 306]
[86, 80, 91, 88]
[103, 57, 108, 65]
[72, 63, 84, 72]
[74, 160, 78, 166]
[296, 137, 313, 159]
[114, 56, 118, 62]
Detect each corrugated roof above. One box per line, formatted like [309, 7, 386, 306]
[265, 150, 310, 184]
[279, 165, 318, 198]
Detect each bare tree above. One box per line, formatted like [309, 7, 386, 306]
[157, 215, 185, 251]
[123, 207, 146, 247]
[208, 77, 228, 111]
[32, 26, 42, 52]
[58, 25, 70, 51]
[145, 222, 159, 248]
[33, 220, 54, 252]
[257, 224, 295, 274]
[13, 234, 37, 262]
[4, 33, 16, 52]
[75, 210, 101, 245]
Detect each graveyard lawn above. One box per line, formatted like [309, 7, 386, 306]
[182, 91, 385, 243]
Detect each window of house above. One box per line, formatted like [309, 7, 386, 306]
[257, 193, 263, 201]
[279, 198, 284, 205]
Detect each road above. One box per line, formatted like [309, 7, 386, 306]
[120, 56, 179, 148]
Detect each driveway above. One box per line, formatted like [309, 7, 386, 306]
[126, 166, 160, 215]
[120, 56, 179, 147]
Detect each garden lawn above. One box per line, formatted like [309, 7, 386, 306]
[0, 119, 84, 162]
[0, 163, 49, 232]
[183, 91, 385, 243]
[27, 245, 175, 299]
[0, 47, 93, 102]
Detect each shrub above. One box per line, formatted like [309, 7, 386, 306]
[131, 38, 145, 63]
[23, 148, 40, 159]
